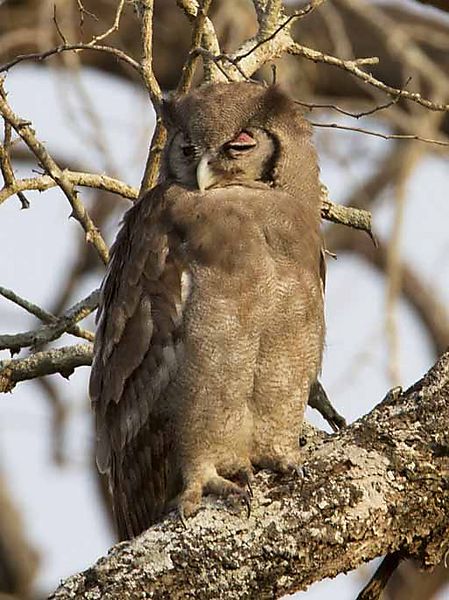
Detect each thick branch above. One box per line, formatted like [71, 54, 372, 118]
[49, 351, 449, 599]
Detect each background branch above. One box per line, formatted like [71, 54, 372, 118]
[0, 88, 109, 264]
[0, 344, 93, 392]
[0, 289, 98, 353]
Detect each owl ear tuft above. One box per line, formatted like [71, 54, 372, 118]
[260, 85, 292, 116]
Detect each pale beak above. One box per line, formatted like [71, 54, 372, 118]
[196, 153, 216, 191]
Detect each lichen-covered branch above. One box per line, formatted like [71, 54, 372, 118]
[321, 196, 373, 239]
[0, 344, 93, 393]
[49, 351, 449, 599]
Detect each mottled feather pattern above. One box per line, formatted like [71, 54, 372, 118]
[91, 82, 325, 539]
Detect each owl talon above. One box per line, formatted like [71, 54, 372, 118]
[178, 507, 188, 529]
[204, 474, 253, 517]
[292, 465, 305, 479]
[241, 491, 252, 518]
[247, 480, 254, 498]
[233, 467, 254, 498]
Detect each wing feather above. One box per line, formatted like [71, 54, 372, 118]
[90, 185, 185, 538]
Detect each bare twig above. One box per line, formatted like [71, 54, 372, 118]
[321, 198, 374, 240]
[289, 43, 449, 112]
[0, 344, 93, 393]
[0, 88, 109, 264]
[76, 0, 99, 31]
[53, 6, 68, 45]
[139, 0, 162, 109]
[138, 119, 166, 196]
[295, 78, 412, 119]
[0, 43, 141, 75]
[311, 121, 449, 147]
[0, 86, 29, 209]
[0, 171, 138, 205]
[0, 286, 58, 323]
[0, 286, 96, 347]
[86, 0, 125, 46]
[237, 1, 326, 62]
[0, 289, 98, 353]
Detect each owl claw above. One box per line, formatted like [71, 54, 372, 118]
[241, 490, 252, 518]
[203, 474, 253, 518]
[247, 479, 254, 498]
[178, 507, 188, 529]
[292, 465, 305, 479]
[233, 467, 254, 498]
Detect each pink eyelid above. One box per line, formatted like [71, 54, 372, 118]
[227, 131, 256, 148]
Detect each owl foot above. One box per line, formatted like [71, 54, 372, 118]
[205, 476, 252, 518]
[254, 451, 304, 479]
[178, 507, 189, 529]
[177, 474, 252, 523]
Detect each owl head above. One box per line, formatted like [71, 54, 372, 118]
[160, 82, 320, 206]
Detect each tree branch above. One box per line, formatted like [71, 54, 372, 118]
[176, 0, 224, 84]
[0, 289, 99, 353]
[0, 86, 109, 264]
[137, 0, 166, 196]
[0, 170, 138, 205]
[0, 43, 141, 75]
[414, 0, 449, 12]
[0, 344, 93, 392]
[49, 351, 449, 599]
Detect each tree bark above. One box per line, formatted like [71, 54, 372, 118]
[49, 351, 449, 599]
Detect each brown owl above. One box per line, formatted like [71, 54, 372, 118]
[90, 82, 325, 540]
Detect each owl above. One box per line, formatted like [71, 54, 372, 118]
[90, 82, 325, 540]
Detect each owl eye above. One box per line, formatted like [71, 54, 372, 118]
[181, 144, 196, 158]
[225, 131, 257, 153]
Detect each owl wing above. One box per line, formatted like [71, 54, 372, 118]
[90, 184, 185, 539]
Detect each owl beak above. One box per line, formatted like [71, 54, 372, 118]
[196, 153, 216, 191]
